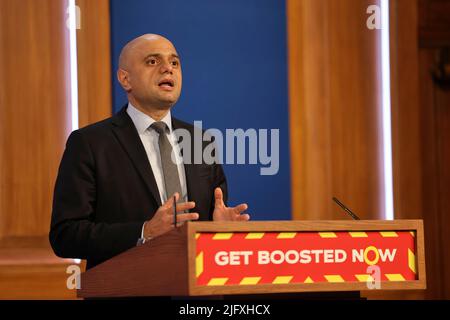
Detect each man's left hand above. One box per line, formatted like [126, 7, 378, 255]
[212, 187, 250, 221]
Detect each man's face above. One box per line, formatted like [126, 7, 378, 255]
[122, 37, 182, 109]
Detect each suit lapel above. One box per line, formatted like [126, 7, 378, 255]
[111, 106, 162, 207]
[183, 159, 198, 206]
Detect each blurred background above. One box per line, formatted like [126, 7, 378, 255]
[0, 0, 449, 299]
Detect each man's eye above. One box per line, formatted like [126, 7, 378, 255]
[171, 60, 179, 67]
[147, 59, 157, 65]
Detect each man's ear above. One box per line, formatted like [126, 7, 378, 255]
[117, 69, 131, 92]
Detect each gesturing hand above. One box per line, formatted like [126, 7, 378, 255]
[143, 193, 199, 239]
[212, 188, 250, 221]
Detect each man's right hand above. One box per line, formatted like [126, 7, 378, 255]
[143, 192, 199, 239]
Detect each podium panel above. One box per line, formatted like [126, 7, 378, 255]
[189, 221, 425, 296]
[78, 220, 425, 298]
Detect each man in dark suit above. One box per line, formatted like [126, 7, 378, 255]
[49, 34, 250, 269]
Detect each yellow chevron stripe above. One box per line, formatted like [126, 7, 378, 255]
[277, 232, 297, 239]
[245, 232, 265, 239]
[272, 276, 293, 284]
[385, 274, 405, 281]
[349, 232, 368, 238]
[213, 233, 233, 240]
[319, 232, 337, 238]
[324, 275, 345, 282]
[207, 278, 228, 286]
[408, 249, 416, 274]
[196, 251, 204, 277]
[410, 231, 415, 237]
[240, 277, 261, 285]
[355, 274, 374, 282]
[380, 231, 398, 237]
[195, 233, 200, 239]
[304, 276, 314, 283]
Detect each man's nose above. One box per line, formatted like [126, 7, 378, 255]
[159, 60, 173, 74]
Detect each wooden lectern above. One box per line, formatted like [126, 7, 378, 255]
[77, 220, 426, 298]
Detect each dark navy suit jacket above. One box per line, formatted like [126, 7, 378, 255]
[49, 106, 227, 269]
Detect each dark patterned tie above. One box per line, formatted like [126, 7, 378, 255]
[151, 121, 182, 201]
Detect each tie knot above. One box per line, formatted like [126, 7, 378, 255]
[151, 121, 168, 135]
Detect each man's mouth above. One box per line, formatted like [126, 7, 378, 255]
[158, 78, 175, 90]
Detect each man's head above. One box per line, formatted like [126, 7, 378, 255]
[117, 34, 182, 112]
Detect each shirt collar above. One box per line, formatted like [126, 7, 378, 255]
[126, 102, 172, 134]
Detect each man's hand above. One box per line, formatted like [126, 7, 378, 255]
[213, 187, 250, 221]
[143, 193, 199, 239]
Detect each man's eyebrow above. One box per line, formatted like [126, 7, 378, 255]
[143, 53, 180, 60]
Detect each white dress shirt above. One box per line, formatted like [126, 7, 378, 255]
[126, 103, 188, 241]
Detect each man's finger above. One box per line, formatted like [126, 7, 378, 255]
[175, 212, 200, 222]
[214, 188, 224, 207]
[233, 203, 248, 213]
[162, 192, 180, 209]
[236, 213, 250, 221]
[174, 201, 196, 213]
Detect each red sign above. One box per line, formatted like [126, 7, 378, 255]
[195, 231, 416, 286]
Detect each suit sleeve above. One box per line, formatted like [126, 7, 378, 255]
[49, 130, 144, 262]
[208, 162, 228, 220]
